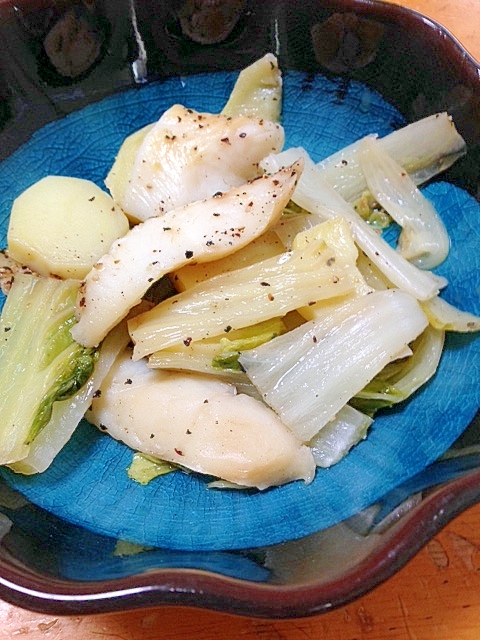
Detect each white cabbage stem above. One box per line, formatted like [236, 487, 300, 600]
[422, 295, 480, 332]
[309, 405, 373, 468]
[316, 112, 466, 202]
[239, 289, 428, 442]
[262, 149, 447, 301]
[129, 217, 364, 359]
[358, 136, 450, 269]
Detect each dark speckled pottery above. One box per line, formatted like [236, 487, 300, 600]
[0, 0, 478, 618]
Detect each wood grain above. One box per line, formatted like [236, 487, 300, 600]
[388, 0, 480, 62]
[0, 0, 479, 638]
[2, 504, 480, 639]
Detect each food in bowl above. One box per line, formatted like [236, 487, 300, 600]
[0, 49, 478, 552]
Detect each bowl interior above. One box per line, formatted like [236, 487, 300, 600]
[0, 0, 479, 618]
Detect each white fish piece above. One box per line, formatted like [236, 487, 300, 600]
[71, 162, 303, 348]
[121, 104, 285, 221]
[87, 350, 315, 490]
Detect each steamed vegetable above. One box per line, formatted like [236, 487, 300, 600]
[239, 289, 429, 442]
[8, 176, 129, 279]
[316, 112, 466, 203]
[87, 348, 315, 490]
[172, 228, 284, 292]
[0, 249, 34, 295]
[10, 317, 130, 475]
[262, 148, 447, 301]
[127, 453, 177, 486]
[71, 161, 303, 349]
[290, 215, 372, 322]
[309, 405, 373, 468]
[358, 137, 450, 269]
[104, 124, 154, 210]
[221, 52, 282, 120]
[350, 325, 445, 415]
[128, 217, 366, 359]
[147, 317, 287, 376]
[0, 273, 98, 466]
[422, 295, 480, 332]
[0, 50, 477, 490]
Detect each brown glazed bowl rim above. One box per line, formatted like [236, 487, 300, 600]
[0, 0, 479, 618]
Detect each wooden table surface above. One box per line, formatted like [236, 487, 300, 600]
[1, 0, 479, 638]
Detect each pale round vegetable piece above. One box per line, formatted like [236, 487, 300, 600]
[104, 124, 153, 212]
[7, 176, 130, 279]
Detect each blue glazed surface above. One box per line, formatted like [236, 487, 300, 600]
[0, 71, 478, 551]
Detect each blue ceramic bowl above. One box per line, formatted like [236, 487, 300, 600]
[0, 0, 478, 618]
